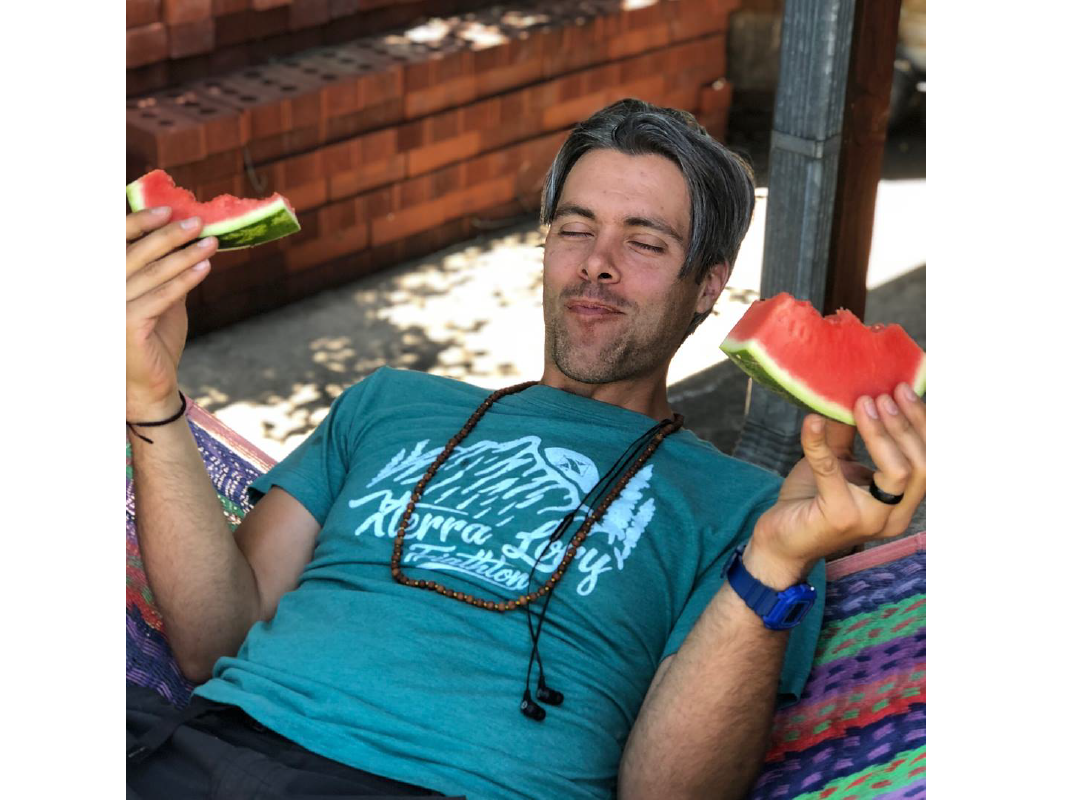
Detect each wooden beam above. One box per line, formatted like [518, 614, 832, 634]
[824, 0, 903, 319]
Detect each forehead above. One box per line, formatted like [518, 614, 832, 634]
[557, 149, 691, 238]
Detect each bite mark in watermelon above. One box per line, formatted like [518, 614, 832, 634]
[720, 293, 926, 426]
[126, 169, 300, 251]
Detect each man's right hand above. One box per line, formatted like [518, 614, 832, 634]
[126, 207, 217, 420]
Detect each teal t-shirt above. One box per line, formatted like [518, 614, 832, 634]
[195, 367, 825, 800]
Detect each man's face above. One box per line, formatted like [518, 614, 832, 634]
[542, 149, 720, 385]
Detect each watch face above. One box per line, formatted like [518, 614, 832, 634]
[767, 584, 817, 630]
[782, 602, 810, 625]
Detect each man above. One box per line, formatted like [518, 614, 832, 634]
[126, 99, 926, 799]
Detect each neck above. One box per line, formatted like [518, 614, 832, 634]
[538, 362, 675, 421]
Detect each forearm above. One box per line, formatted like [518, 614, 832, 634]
[618, 544, 812, 800]
[130, 407, 262, 682]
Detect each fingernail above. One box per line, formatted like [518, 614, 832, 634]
[197, 236, 215, 248]
[882, 396, 899, 415]
[150, 206, 170, 216]
[811, 416, 825, 433]
[192, 260, 210, 271]
[863, 397, 878, 419]
[901, 383, 917, 401]
[180, 217, 200, 230]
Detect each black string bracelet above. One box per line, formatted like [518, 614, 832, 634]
[126, 392, 188, 444]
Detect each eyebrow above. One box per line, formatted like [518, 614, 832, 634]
[553, 202, 687, 247]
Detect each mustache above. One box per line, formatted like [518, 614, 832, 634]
[557, 285, 632, 310]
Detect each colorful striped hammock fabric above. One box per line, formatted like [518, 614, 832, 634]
[126, 402, 926, 799]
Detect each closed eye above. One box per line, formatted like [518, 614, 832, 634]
[633, 241, 664, 253]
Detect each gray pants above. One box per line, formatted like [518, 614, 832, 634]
[127, 683, 465, 799]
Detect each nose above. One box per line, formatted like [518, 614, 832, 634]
[579, 239, 620, 284]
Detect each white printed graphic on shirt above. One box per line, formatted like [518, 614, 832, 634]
[346, 436, 656, 596]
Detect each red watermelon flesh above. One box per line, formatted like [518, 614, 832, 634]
[126, 169, 300, 251]
[720, 293, 926, 425]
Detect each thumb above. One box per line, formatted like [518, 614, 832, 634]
[800, 415, 852, 506]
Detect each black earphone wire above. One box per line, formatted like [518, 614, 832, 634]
[521, 419, 673, 713]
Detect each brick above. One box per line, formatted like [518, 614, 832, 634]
[668, 2, 729, 41]
[245, 123, 322, 165]
[395, 120, 426, 153]
[281, 149, 323, 189]
[241, 63, 324, 130]
[328, 154, 405, 202]
[163, 0, 211, 25]
[127, 0, 161, 28]
[284, 222, 369, 272]
[283, 178, 328, 214]
[212, 0, 249, 13]
[161, 88, 250, 154]
[126, 22, 168, 69]
[193, 75, 294, 141]
[406, 131, 480, 178]
[206, 246, 252, 273]
[430, 164, 461, 200]
[697, 78, 733, 140]
[168, 18, 215, 59]
[396, 174, 433, 208]
[320, 139, 355, 176]
[288, 0, 329, 30]
[324, 98, 403, 142]
[252, 0, 291, 9]
[608, 24, 670, 60]
[166, 148, 243, 186]
[359, 127, 398, 162]
[327, 0, 359, 17]
[460, 98, 500, 135]
[371, 198, 448, 247]
[126, 98, 206, 167]
[126, 61, 170, 96]
[429, 109, 460, 144]
[317, 196, 357, 235]
[459, 175, 516, 215]
[364, 186, 393, 220]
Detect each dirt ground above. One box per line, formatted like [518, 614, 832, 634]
[177, 115, 926, 534]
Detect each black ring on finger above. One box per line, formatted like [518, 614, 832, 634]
[869, 480, 905, 505]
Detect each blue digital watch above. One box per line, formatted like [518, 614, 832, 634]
[723, 545, 817, 631]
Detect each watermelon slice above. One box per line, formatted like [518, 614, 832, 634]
[126, 169, 300, 251]
[720, 293, 926, 426]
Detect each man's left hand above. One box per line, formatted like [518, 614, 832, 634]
[745, 383, 926, 587]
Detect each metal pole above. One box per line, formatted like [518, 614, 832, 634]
[732, 0, 857, 474]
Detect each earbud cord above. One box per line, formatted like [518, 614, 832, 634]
[522, 420, 673, 703]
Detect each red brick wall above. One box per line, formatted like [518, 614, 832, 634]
[126, 0, 739, 336]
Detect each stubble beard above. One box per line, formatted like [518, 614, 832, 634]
[545, 300, 683, 385]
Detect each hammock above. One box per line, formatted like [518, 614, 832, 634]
[126, 402, 926, 800]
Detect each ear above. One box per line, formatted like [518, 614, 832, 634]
[695, 262, 729, 316]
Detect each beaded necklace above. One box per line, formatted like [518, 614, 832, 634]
[389, 381, 684, 611]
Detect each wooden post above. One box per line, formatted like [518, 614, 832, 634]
[824, 0, 903, 319]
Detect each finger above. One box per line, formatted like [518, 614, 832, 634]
[127, 258, 212, 323]
[854, 394, 912, 499]
[126, 216, 205, 279]
[876, 392, 926, 480]
[799, 415, 854, 511]
[894, 382, 926, 442]
[127, 236, 217, 303]
[825, 418, 857, 460]
[126, 206, 171, 242]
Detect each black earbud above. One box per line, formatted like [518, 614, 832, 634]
[536, 676, 564, 706]
[520, 690, 546, 721]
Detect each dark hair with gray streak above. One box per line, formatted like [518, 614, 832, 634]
[540, 98, 756, 336]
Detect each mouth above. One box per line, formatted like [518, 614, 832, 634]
[564, 299, 624, 317]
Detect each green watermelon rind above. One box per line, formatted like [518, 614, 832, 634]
[721, 335, 927, 426]
[126, 180, 300, 252]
